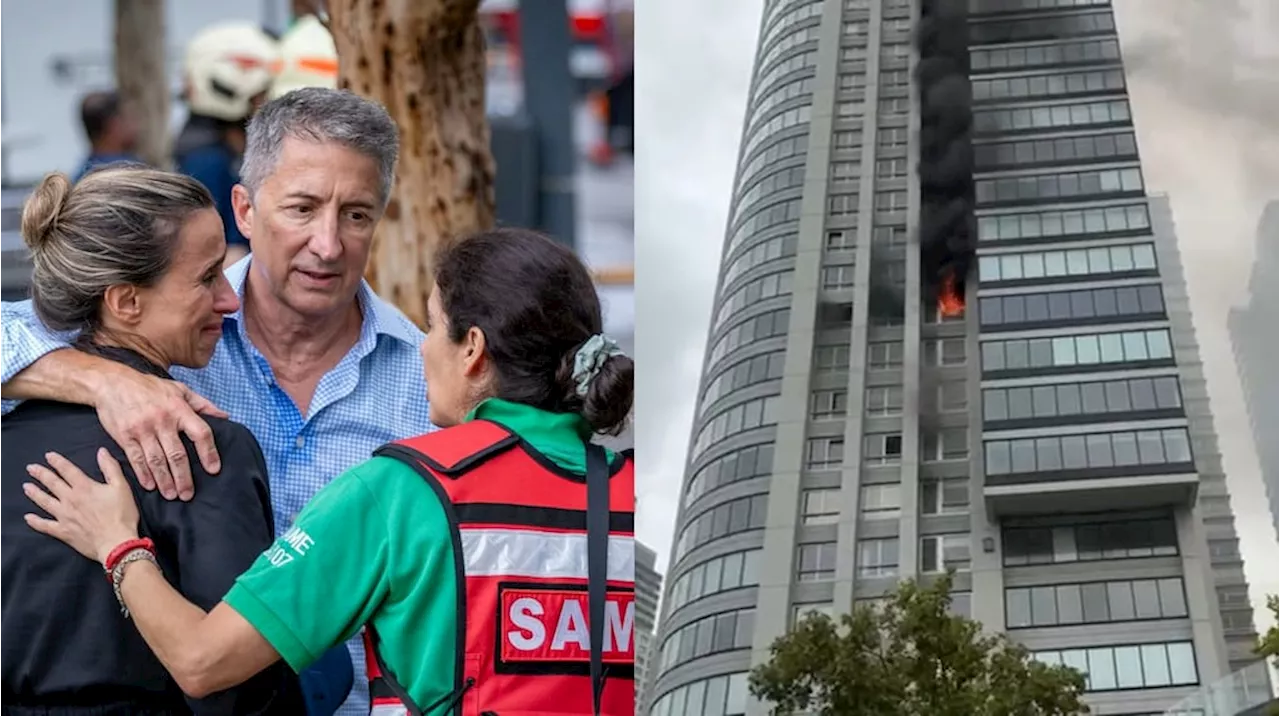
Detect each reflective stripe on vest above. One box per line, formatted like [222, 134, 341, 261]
[366, 419, 636, 716]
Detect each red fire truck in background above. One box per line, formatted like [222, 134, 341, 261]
[480, 0, 633, 165]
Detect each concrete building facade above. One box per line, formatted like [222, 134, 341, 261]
[647, 1, 1262, 715]
[635, 540, 664, 708]
[1227, 200, 1279, 538]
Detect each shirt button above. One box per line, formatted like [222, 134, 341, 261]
[295, 435, 305, 449]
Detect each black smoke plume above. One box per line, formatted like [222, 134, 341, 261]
[915, 0, 975, 307]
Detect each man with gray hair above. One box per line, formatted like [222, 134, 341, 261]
[0, 87, 435, 716]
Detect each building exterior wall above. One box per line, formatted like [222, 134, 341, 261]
[635, 541, 664, 712]
[1227, 201, 1279, 539]
[648, 1, 1261, 715]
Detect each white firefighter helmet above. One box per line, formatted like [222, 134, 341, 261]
[270, 15, 339, 100]
[183, 22, 280, 122]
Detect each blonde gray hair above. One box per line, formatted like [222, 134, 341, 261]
[22, 165, 214, 333]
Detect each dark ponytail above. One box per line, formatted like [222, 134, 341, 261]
[434, 228, 634, 435]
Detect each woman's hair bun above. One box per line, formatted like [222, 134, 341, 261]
[580, 352, 635, 437]
[21, 172, 74, 251]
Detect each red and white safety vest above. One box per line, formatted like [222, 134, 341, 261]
[364, 419, 636, 716]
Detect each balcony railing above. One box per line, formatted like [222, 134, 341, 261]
[1163, 660, 1277, 716]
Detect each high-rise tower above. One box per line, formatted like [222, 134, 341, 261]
[648, 1, 1262, 714]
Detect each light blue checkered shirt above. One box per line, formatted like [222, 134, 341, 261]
[1, 256, 437, 716]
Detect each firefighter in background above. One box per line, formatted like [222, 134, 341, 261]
[270, 13, 339, 99]
[175, 22, 279, 268]
[24, 228, 637, 716]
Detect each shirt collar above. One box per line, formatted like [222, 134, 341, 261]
[222, 254, 423, 348]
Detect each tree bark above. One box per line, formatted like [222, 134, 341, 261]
[328, 0, 496, 327]
[114, 0, 170, 169]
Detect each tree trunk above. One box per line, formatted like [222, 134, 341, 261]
[328, 0, 496, 328]
[114, 0, 170, 169]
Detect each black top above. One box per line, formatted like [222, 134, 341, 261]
[1, 346, 304, 715]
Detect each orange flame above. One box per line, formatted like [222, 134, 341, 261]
[938, 273, 965, 317]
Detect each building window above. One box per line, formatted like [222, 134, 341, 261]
[843, 20, 868, 36]
[864, 433, 903, 465]
[673, 494, 770, 561]
[866, 385, 904, 416]
[880, 43, 909, 60]
[985, 427, 1194, 477]
[973, 98, 1131, 136]
[923, 300, 966, 323]
[685, 443, 775, 507]
[649, 671, 750, 716]
[1002, 515, 1179, 566]
[714, 270, 795, 329]
[1006, 577, 1188, 629]
[971, 68, 1125, 104]
[876, 158, 908, 178]
[934, 382, 968, 412]
[922, 428, 969, 462]
[693, 394, 783, 457]
[822, 264, 856, 289]
[982, 375, 1184, 425]
[978, 202, 1151, 243]
[880, 69, 910, 88]
[827, 229, 855, 250]
[921, 534, 972, 573]
[872, 225, 907, 246]
[793, 602, 836, 626]
[878, 127, 908, 148]
[667, 548, 762, 611]
[924, 337, 967, 366]
[1031, 642, 1198, 692]
[836, 101, 865, 117]
[858, 537, 900, 577]
[797, 542, 838, 581]
[971, 37, 1120, 73]
[829, 192, 860, 215]
[807, 437, 845, 469]
[980, 329, 1174, 374]
[879, 97, 910, 117]
[978, 284, 1165, 329]
[921, 478, 970, 515]
[802, 488, 842, 525]
[861, 483, 901, 518]
[699, 348, 786, 411]
[978, 243, 1158, 284]
[815, 344, 851, 371]
[834, 130, 863, 147]
[868, 341, 904, 368]
[874, 190, 908, 211]
[831, 161, 860, 181]
[657, 608, 756, 673]
[840, 73, 868, 90]
[881, 17, 911, 33]
[811, 389, 848, 419]
[975, 166, 1144, 206]
[975, 129, 1137, 171]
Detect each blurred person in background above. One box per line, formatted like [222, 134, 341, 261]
[174, 22, 279, 268]
[1, 166, 304, 715]
[270, 13, 338, 99]
[20, 228, 636, 716]
[73, 91, 140, 181]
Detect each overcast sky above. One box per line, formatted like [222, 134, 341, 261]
[634, 0, 1279, 620]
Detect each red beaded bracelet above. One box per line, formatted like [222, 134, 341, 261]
[103, 537, 155, 579]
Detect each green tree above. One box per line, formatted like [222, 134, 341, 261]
[1257, 594, 1278, 716]
[750, 573, 1089, 715]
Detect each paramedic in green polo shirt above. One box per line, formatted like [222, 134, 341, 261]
[21, 228, 634, 712]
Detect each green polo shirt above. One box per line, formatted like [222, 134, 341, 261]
[222, 399, 608, 710]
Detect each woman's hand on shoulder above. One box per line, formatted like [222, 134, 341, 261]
[23, 448, 142, 564]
